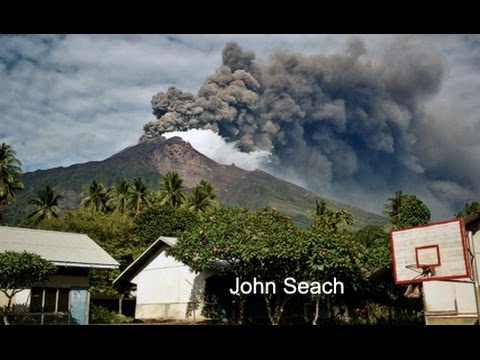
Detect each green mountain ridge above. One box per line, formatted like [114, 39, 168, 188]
[2, 136, 385, 228]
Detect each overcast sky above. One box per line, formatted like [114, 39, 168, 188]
[1, 34, 479, 218]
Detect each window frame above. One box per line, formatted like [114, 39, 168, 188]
[30, 287, 71, 313]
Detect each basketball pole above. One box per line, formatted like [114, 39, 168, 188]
[467, 231, 480, 325]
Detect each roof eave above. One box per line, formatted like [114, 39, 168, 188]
[465, 212, 480, 228]
[52, 261, 119, 269]
[113, 236, 176, 286]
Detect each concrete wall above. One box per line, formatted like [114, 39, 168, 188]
[132, 248, 211, 321]
[0, 289, 31, 311]
[423, 226, 480, 325]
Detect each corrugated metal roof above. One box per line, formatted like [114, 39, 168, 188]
[0, 226, 119, 269]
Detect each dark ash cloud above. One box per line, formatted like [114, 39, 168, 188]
[2, 35, 478, 219]
[142, 37, 480, 219]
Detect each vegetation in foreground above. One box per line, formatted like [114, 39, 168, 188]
[1, 141, 479, 324]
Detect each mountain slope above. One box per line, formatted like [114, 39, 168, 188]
[2, 136, 385, 228]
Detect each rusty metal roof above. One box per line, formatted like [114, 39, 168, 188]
[0, 226, 119, 269]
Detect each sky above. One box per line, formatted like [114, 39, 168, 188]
[1, 34, 479, 219]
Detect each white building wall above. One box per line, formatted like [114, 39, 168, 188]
[0, 289, 31, 311]
[132, 248, 210, 321]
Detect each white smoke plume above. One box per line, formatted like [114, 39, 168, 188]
[163, 129, 271, 171]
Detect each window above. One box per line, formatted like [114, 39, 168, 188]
[30, 288, 70, 313]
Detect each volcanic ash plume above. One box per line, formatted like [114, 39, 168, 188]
[141, 38, 479, 217]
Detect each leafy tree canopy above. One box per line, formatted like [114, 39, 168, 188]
[169, 207, 301, 278]
[0, 251, 55, 311]
[384, 192, 431, 230]
[133, 204, 199, 249]
[168, 206, 302, 324]
[353, 225, 390, 274]
[304, 202, 366, 323]
[310, 199, 355, 233]
[306, 200, 363, 286]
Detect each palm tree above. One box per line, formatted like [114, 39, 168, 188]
[81, 180, 110, 213]
[198, 180, 216, 200]
[127, 178, 151, 215]
[186, 181, 218, 213]
[331, 209, 354, 230]
[107, 179, 132, 214]
[159, 172, 186, 208]
[310, 199, 354, 232]
[0, 143, 24, 220]
[28, 186, 63, 223]
[455, 201, 480, 218]
[383, 191, 408, 222]
[314, 199, 328, 216]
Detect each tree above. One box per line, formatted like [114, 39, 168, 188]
[0, 143, 24, 220]
[354, 224, 388, 249]
[133, 204, 199, 249]
[198, 180, 216, 200]
[0, 251, 55, 314]
[246, 209, 303, 325]
[353, 225, 390, 277]
[185, 180, 219, 214]
[394, 196, 430, 229]
[159, 171, 186, 208]
[384, 192, 431, 230]
[310, 198, 354, 232]
[383, 191, 408, 224]
[127, 178, 151, 215]
[455, 201, 480, 218]
[306, 201, 360, 324]
[313, 198, 328, 216]
[27, 186, 63, 224]
[81, 180, 110, 213]
[302, 228, 365, 325]
[108, 179, 132, 214]
[169, 207, 303, 325]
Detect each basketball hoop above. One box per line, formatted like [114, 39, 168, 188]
[391, 218, 470, 284]
[394, 223, 480, 326]
[402, 264, 438, 300]
[422, 265, 436, 277]
[404, 264, 437, 280]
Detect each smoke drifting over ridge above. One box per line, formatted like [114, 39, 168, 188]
[142, 38, 480, 218]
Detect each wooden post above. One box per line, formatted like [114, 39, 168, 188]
[467, 231, 480, 325]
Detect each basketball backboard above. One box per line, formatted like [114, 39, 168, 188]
[391, 218, 470, 284]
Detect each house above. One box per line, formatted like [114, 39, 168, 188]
[0, 226, 119, 325]
[114, 236, 330, 324]
[421, 212, 480, 325]
[113, 236, 214, 321]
